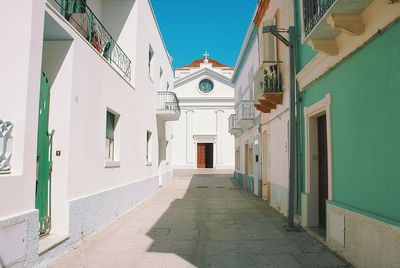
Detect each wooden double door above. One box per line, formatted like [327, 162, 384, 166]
[197, 143, 213, 168]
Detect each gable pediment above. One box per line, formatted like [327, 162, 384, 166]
[174, 68, 233, 89]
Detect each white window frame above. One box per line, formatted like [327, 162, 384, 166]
[105, 110, 120, 168]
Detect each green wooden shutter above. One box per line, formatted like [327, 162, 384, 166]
[106, 111, 115, 139]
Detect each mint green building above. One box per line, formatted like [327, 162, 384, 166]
[295, 0, 400, 266]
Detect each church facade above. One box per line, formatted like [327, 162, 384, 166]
[172, 54, 235, 169]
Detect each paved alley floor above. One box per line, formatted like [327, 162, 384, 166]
[49, 171, 350, 268]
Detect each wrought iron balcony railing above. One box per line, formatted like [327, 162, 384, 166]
[51, 0, 132, 80]
[229, 114, 243, 137]
[0, 120, 13, 173]
[254, 63, 284, 114]
[237, 101, 255, 122]
[237, 101, 255, 130]
[157, 91, 181, 120]
[303, 0, 335, 37]
[229, 114, 238, 130]
[254, 63, 283, 101]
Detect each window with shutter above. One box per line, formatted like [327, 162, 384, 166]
[106, 111, 115, 139]
[106, 111, 116, 160]
[146, 130, 152, 164]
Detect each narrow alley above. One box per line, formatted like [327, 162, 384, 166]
[49, 171, 350, 268]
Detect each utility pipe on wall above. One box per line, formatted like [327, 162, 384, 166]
[262, 25, 297, 229]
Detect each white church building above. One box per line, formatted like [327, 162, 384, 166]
[172, 53, 235, 169]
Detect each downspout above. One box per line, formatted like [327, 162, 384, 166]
[287, 26, 297, 228]
[293, 0, 304, 218]
[262, 25, 298, 229]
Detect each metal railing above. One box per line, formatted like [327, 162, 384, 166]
[157, 92, 181, 119]
[229, 114, 239, 131]
[0, 120, 13, 173]
[51, 0, 132, 80]
[303, 0, 335, 37]
[255, 63, 283, 100]
[237, 101, 255, 122]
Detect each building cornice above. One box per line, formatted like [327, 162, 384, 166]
[254, 0, 270, 27]
[231, 3, 260, 84]
[148, 0, 174, 73]
[174, 68, 233, 88]
[297, 0, 400, 91]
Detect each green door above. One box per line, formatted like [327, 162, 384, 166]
[36, 72, 55, 236]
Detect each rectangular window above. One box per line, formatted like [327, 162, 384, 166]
[146, 130, 152, 164]
[262, 17, 277, 63]
[167, 82, 170, 91]
[149, 45, 154, 79]
[160, 67, 163, 78]
[106, 111, 115, 161]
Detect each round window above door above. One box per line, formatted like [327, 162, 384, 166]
[198, 79, 214, 94]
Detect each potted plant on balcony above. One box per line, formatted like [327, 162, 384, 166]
[65, 0, 90, 40]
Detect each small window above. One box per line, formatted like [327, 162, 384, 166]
[199, 79, 214, 93]
[106, 111, 116, 161]
[146, 130, 152, 164]
[160, 67, 163, 78]
[167, 82, 170, 91]
[149, 45, 154, 79]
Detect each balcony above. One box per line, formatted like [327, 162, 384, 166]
[237, 101, 255, 131]
[302, 0, 375, 55]
[228, 114, 243, 137]
[254, 63, 283, 114]
[157, 92, 181, 121]
[50, 0, 132, 80]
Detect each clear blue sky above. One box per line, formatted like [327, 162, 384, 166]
[151, 0, 258, 68]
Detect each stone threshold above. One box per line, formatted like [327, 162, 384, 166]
[39, 234, 69, 255]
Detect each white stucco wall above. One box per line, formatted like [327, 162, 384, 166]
[0, 0, 176, 265]
[0, 0, 45, 219]
[258, 0, 293, 214]
[233, 23, 261, 177]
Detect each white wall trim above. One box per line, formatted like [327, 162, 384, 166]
[304, 92, 333, 200]
[193, 135, 217, 169]
[174, 68, 233, 88]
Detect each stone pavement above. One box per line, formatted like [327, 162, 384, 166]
[49, 171, 351, 268]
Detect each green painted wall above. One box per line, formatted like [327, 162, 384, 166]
[300, 21, 400, 224]
[234, 171, 255, 194]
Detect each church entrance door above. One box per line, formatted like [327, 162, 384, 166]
[197, 143, 213, 168]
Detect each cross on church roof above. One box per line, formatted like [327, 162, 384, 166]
[203, 51, 210, 63]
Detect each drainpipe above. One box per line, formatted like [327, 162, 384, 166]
[263, 25, 297, 229]
[288, 27, 297, 229]
[294, 0, 304, 219]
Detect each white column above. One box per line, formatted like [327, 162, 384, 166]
[185, 110, 194, 167]
[216, 110, 224, 168]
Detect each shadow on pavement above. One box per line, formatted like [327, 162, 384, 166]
[145, 172, 351, 268]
